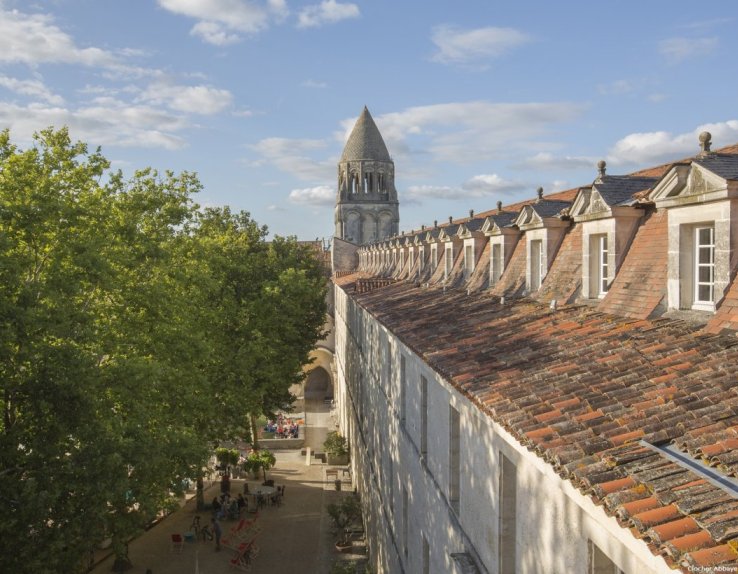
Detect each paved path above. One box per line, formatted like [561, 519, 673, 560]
[91, 451, 348, 574]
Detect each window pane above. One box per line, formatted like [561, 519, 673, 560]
[698, 227, 713, 245]
[698, 246, 713, 265]
[698, 266, 713, 283]
[698, 284, 712, 302]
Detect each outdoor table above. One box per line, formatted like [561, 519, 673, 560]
[247, 486, 275, 509]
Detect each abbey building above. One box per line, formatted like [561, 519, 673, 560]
[328, 108, 738, 574]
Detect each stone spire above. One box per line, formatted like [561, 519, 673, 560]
[334, 106, 400, 245]
[340, 106, 392, 162]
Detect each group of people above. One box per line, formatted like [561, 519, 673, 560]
[211, 491, 247, 521]
[263, 414, 299, 439]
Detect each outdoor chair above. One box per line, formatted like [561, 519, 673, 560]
[170, 533, 184, 553]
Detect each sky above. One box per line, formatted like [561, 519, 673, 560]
[1, 1, 737, 240]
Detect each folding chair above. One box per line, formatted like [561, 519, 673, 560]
[170, 533, 184, 553]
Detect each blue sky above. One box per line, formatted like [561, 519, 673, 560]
[1, 1, 737, 239]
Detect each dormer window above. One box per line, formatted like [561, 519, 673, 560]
[431, 244, 438, 268]
[490, 243, 502, 285]
[681, 223, 716, 311]
[419, 246, 425, 271]
[409, 248, 415, 271]
[571, 163, 654, 300]
[399, 250, 404, 269]
[650, 133, 738, 313]
[530, 239, 544, 290]
[444, 244, 453, 280]
[464, 244, 474, 276]
[590, 234, 609, 298]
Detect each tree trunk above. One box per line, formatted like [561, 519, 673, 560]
[111, 539, 133, 572]
[196, 476, 204, 511]
[250, 413, 259, 449]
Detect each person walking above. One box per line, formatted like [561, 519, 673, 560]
[211, 517, 222, 551]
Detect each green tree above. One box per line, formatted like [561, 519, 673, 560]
[0, 128, 328, 572]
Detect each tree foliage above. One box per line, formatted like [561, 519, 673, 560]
[0, 128, 327, 572]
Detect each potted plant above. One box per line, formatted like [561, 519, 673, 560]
[242, 449, 276, 482]
[323, 431, 349, 466]
[327, 494, 362, 552]
[215, 447, 239, 477]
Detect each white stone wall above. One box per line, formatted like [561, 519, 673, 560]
[333, 283, 674, 574]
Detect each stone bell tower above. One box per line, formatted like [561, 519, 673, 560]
[334, 106, 400, 245]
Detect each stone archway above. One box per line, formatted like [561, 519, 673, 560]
[305, 366, 332, 400]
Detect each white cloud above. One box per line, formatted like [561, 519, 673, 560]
[158, 0, 289, 44]
[288, 185, 334, 205]
[139, 82, 233, 114]
[0, 74, 64, 105]
[297, 1, 360, 29]
[431, 25, 530, 65]
[514, 152, 595, 171]
[191, 21, 240, 45]
[250, 137, 333, 180]
[658, 36, 717, 64]
[0, 7, 119, 67]
[607, 120, 738, 166]
[0, 99, 190, 150]
[461, 174, 526, 196]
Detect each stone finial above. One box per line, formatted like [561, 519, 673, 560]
[448, 216, 453, 224]
[434, 220, 438, 228]
[497, 200, 503, 212]
[597, 160, 606, 178]
[699, 131, 712, 154]
[537, 187, 544, 202]
[421, 224, 425, 231]
[469, 209, 474, 218]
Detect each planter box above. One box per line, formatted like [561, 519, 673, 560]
[326, 453, 349, 466]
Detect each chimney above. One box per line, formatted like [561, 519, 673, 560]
[497, 200, 503, 212]
[448, 216, 453, 224]
[536, 187, 544, 202]
[469, 209, 474, 218]
[421, 224, 425, 231]
[434, 220, 438, 229]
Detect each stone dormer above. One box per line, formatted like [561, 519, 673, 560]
[421, 223, 443, 280]
[649, 132, 738, 312]
[438, 218, 463, 282]
[513, 188, 572, 292]
[456, 216, 486, 280]
[570, 161, 657, 299]
[482, 203, 521, 287]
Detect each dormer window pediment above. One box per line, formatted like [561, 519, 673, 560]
[653, 162, 737, 208]
[481, 217, 501, 235]
[515, 203, 570, 231]
[515, 205, 542, 229]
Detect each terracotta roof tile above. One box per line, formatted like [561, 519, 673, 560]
[683, 544, 738, 568]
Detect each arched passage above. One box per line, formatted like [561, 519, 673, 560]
[305, 366, 332, 400]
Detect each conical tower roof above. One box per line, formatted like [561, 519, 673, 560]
[340, 106, 391, 162]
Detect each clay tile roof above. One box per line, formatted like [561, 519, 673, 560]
[339, 277, 738, 571]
